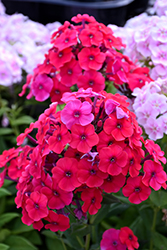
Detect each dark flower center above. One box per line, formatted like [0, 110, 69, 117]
[55, 89, 60, 95]
[151, 171, 156, 177]
[90, 169, 96, 175]
[135, 187, 141, 193]
[129, 235, 133, 240]
[89, 55, 94, 60]
[89, 34, 94, 39]
[117, 123, 122, 129]
[57, 134, 62, 141]
[89, 80, 94, 86]
[74, 110, 80, 117]
[113, 241, 118, 246]
[65, 171, 71, 177]
[81, 134, 86, 140]
[39, 85, 43, 90]
[65, 38, 69, 43]
[110, 157, 115, 163]
[68, 69, 72, 75]
[58, 52, 63, 57]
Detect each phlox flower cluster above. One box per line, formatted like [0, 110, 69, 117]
[19, 13, 152, 103]
[0, 1, 61, 86]
[132, 78, 167, 141]
[154, 0, 167, 16]
[100, 227, 139, 250]
[0, 88, 166, 234]
[109, 13, 167, 82]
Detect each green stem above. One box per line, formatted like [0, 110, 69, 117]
[149, 207, 159, 250]
[60, 238, 67, 250]
[85, 233, 91, 250]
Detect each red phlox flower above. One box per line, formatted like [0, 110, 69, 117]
[21, 208, 34, 226]
[52, 157, 80, 191]
[98, 145, 128, 176]
[142, 160, 167, 191]
[61, 99, 94, 129]
[104, 113, 134, 141]
[45, 210, 70, 232]
[77, 158, 107, 187]
[78, 47, 106, 71]
[41, 177, 73, 209]
[119, 227, 139, 250]
[31, 73, 53, 102]
[33, 168, 52, 192]
[51, 21, 70, 42]
[29, 146, 42, 179]
[53, 28, 77, 51]
[19, 74, 32, 97]
[35, 118, 50, 145]
[36, 54, 54, 75]
[106, 57, 129, 84]
[33, 220, 44, 231]
[122, 176, 151, 204]
[17, 122, 36, 146]
[49, 47, 73, 68]
[70, 124, 99, 153]
[124, 147, 142, 177]
[64, 146, 84, 161]
[103, 32, 125, 50]
[79, 27, 103, 47]
[0, 147, 21, 167]
[77, 69, 105, 92]
[48, 123, 71, 154]
[145, 139, 166, 164]
[81, 188, 102, 215]
[25, 191, 48, 221]
[71, 14, 96, 23]
[100, 228, 126, 250]
[100, 173, 126, 193]
[0, 169, 7, 188]
[60, 58, 82, 87]
[50, 76, 71, 104]
[8, 158, 26, 180]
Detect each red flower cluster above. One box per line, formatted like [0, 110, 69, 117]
[100, 227, 139, 250]
[19, 14, 152, 103]
[0, 89, 166, 232]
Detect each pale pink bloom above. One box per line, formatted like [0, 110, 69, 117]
[158, 114, 167, 133]
[136, 103, 159, 127]
[145, 117, 164, 140]
[61, 99, 94, 129]
[148, 93, 167, 113]
[152, 45, 167, 66]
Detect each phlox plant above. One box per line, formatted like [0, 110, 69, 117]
[154, 0, 167, 16]
[0, 87, 166, 250]
[19, 14, 152, 104]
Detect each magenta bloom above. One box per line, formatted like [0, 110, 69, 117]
[61, 99, 94, 129]
[31, 74, 53, 102]
[25, 191, 48, 221]
[78, 47, 106, 71]
[142, 160, 167, 191]
[100, 228, 126, 250]
[45, 210, 70, 232]
[122, 176, 151, 204]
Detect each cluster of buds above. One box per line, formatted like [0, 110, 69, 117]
[0, 88, 166, 236]
[19, 14, 152, 103]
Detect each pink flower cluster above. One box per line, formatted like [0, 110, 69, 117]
[20, 14, 152, 102]
[0, 1, 61, 86]
[154, 0, 167, 16]
[0, 88, 166, 232]
[100, 227, 139, 250]
[132, 78, 167, 140]
[109, 13, 167, 82]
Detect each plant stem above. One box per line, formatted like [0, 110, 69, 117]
[60, 238, 68, 250]
[149, 207, 159, 250]
[85, 233, 90, 250]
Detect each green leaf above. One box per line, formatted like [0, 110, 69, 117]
[45, 237, 65, 250]
[0, 213, 19, 227]
[0, 229, 11, 242]
[0, 128, 13, 136]
[0, 188, 11, 198]
[10, 218, 34, 234]
[42, 230, 57, 239]
[10, 116, 34, 126]
[0, 243, 9, 250]
[4, 235, 37, 250]
[102, 193, 121, 204]
[152, 231, 167, 249]
[149, 190, 167, 208]
[22, 231, 42, 246]
[112, 194, 132, 205]
[70, 223, 91, 237]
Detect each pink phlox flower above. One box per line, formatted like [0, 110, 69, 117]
[145, 117, 164, 140]
[116, 106, 129, 119]
[105, 99, 120, 115]
[61, 99, 94, 129]
[136, 103, 159, 127]
[145, 139, 166, 164]
[31, 73, 53, 101]
[142, 160, 166, 190]
[100, 228, 126, 250]
[148, 92, 167, 113]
